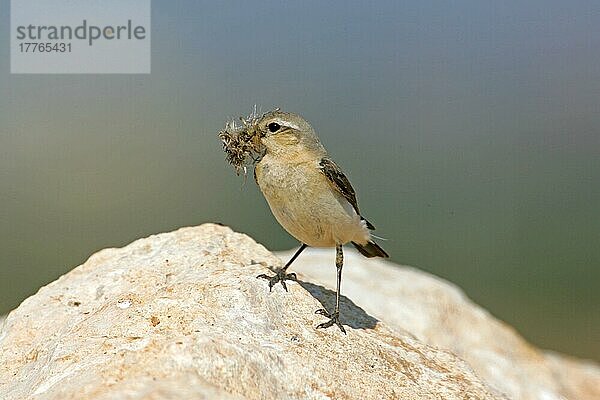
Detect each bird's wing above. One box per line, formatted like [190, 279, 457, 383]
[318, 157, 375, 230]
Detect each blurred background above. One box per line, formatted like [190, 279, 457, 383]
[1, 1, 598, 360]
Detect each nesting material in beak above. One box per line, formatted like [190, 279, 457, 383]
[218, 107, 275, 176]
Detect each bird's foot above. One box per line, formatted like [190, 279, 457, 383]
[256, 269, 297, 292]
[315, 309, 347, 334]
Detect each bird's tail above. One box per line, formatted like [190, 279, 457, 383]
[352, 241, 389, 258]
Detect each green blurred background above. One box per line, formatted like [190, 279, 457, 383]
[1, 2, 598, 360]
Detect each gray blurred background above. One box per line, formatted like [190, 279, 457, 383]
[1, 1, 598, 360]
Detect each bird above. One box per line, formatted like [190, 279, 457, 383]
[248, 109, 389, 333]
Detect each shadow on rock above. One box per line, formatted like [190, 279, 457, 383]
[296, 280, 379, 330]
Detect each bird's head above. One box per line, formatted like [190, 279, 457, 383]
[255, 109, 324, 156]
[219, 107, 324, 176]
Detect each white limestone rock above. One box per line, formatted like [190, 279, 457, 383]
[0, 224, 596, 399]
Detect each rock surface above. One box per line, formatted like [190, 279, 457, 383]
[279, 249, 600, 400]
[0, 224, 596, 399]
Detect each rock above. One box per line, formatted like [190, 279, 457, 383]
[0, 224, 501, 400]
[0, 224, 595, 399]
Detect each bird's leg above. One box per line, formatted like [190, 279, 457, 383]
[257, 243, 307, 291]
[315, 244, 346, 334]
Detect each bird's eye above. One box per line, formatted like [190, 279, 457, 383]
[267, 122, 281, 133]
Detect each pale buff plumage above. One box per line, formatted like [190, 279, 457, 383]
[255, 152, 371, 248]
[221, 108, 387, 333]
[253, 110, 381, 252]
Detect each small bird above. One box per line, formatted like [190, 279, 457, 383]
[248, 109, 389, 334]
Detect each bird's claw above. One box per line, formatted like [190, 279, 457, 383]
[315, 309, 346, 334]
[257, 270, 297, 292]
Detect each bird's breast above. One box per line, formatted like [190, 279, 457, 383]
[255, 156, 312, 198]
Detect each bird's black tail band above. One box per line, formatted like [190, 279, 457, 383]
[351, 241, 389, 258]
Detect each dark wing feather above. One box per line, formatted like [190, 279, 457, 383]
[319, 158, 375, 230]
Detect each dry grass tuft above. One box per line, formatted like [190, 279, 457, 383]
[218, 107, 277, 176]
